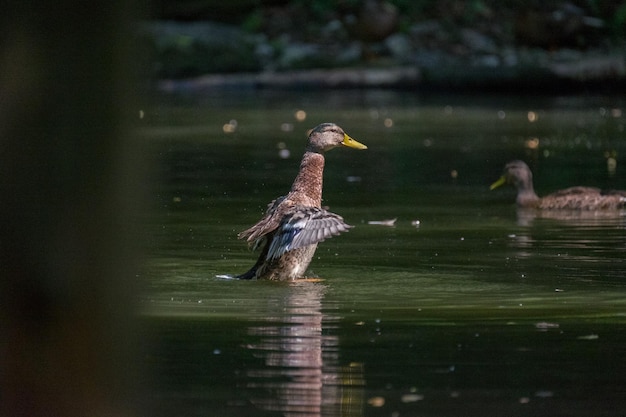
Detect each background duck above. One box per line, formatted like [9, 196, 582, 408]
[490, 160, 626, 210]
[237, 123, 367, 281]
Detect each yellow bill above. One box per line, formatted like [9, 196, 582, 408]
[490, 176, 507, 190]
[342, 133, 367, 150]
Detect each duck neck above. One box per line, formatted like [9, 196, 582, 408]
[516, 180, 540, 207]
[290, 151, 324, 206]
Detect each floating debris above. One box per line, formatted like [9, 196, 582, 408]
[411, 220, 421, 227]
[577, 334, 599, 340]
[401, 393, 424, 403]
[223, 119, 237, 133]
[535, 322, 559, 330]
[368, 218, 397, 226]
[215, 274, 236, 280]
[278, 149, 290, 159]
[367, 397, 385, 407]
[294, 109, 307, 121]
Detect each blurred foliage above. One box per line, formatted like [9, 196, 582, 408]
[591, 0, 626, 37]
[137, 22, 262, 78]
[143, 0, 626, 79]
[149, 0, 626, 42]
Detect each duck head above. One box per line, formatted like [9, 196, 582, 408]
[306, 123, 367, 153]
[490, 160, 534, 191]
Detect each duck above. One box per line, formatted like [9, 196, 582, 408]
[237, 123, 367, 281]
[490, 160, 626, 210]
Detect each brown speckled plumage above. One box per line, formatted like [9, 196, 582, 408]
[237, 123, 367, 281]
[491, 160, 626, 210]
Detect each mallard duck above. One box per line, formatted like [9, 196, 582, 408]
[490, 160, 626, 210]
[237, 123, 367, 281]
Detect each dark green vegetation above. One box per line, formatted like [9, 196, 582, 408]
[142, 0, 626, 90]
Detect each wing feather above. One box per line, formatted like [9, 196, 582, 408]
[238, 196, 288, 246]
[266, 206, 352, 260]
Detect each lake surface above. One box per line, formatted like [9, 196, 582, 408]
[138, 90, 626, 417]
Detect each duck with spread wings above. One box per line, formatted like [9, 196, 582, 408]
[237, 123, 367, 281]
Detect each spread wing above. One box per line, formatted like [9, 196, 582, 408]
[266, 206, 352, 261]
[238, 196, 287, 246]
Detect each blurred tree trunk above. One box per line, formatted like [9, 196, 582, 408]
[0, 2, 143, 417]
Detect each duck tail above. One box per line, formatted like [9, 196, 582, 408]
[236, 267, 257, 280]
[236, 241, 270, 280]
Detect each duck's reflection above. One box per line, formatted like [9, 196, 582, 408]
[245, 281, 364, 417]
[515, 207, 626, 227]
[506, 208, 626, 262]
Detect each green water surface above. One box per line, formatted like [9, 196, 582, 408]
[139, 90, 626, 417]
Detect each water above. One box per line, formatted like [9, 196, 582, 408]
[138, 90, 626, 416]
